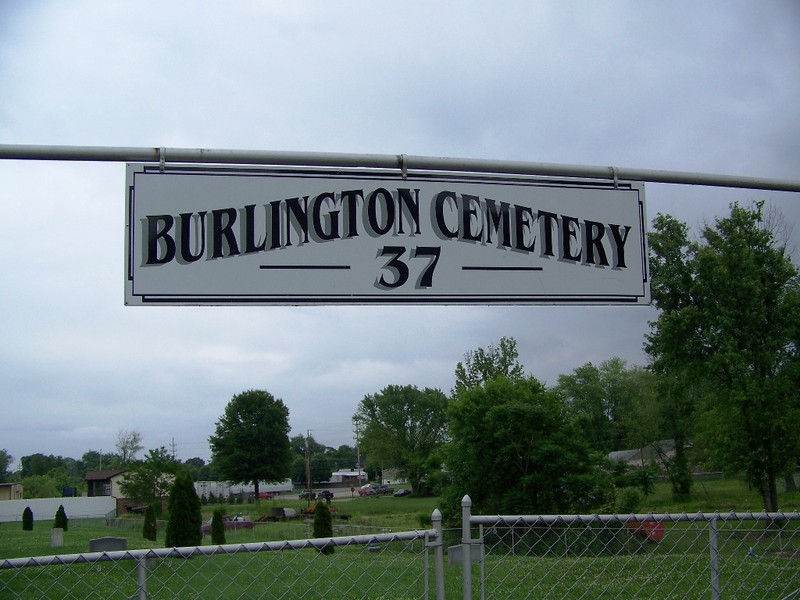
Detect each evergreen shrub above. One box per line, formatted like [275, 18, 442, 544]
[22, 507, 33, 531]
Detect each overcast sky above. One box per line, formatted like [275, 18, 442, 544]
[1, 1, 798, 467]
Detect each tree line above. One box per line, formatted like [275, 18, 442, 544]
[353, 202, 799, 516]
[0, 431, 216, 500]
[3, 202, 797, 517]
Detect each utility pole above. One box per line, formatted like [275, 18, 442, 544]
[305, 430, 313, 506]
[353, 419, 363, 483]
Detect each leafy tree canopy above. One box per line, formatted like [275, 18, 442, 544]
[0, 448, 12, 483]
[647, 201, 800, 511]
[453, 336, 524, 396]
[19, 454, 80, 479]
[120, 447, 179, 504]
[556, 358, 659, 453]
[209, 389, 292, 499]
[290, 435, 334, 485]
[353, 384, 448, 495]
[446, 374, 609, 517]
[81, 450, 119, 473]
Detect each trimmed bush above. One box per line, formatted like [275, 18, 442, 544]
[165, 471, 202, 548]
[22, 507, 33, 531]
[211, 508, 226, 545]
[312, 500, 334, 555]
[54, 505, 68, 531]
[143, 504, 158, 541]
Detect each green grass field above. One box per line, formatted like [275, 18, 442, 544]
[1, 480, 798, 599]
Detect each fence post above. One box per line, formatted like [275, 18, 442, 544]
[462, 495, 472, 600]
[709, 516, 720, 600]
[137, 557, 149, 600]
[432, 508, 446, 600]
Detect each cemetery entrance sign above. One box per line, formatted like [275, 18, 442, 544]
[125, 163, 649, 305]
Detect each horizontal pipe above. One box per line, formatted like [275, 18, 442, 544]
[0, 143, 799, 193]
[0, 528, 436, 569]
[469, 511, 800, 526]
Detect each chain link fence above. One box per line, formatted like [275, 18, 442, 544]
[0, 526, 444, 599]
[3, 503, 799, 599]
[461, 500, 800, 599]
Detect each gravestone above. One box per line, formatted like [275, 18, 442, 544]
[50, 528, 63, 548]
[89, 536, 128, 552]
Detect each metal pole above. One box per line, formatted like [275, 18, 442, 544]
[424, 531, 430, 600]
[431, 509, 446, 600]
[462, 495, 473, 600]
[479, 524, 485, 600]
[709, 517, 720, 600]
[1, 143, 799, 193]
[137, 557, 148, 600]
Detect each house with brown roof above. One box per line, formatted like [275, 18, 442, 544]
[85, 470, 127, 498]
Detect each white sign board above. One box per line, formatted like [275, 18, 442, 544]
[125, 164, 649, 305]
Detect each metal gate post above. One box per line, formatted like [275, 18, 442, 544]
[709, 517, 720, 600]
[137, 557, 149, 600]
[462, 495, 473, 600]
[431, 508, 446, 600]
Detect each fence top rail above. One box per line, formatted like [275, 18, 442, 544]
[1, 143, 800, 193]
[0, 528, 437, 570]
[469, 511, 800, 526]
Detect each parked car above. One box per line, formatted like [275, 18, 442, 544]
[393, 488, 411, 497]
[317, 490, 335, 501]
[358, 484, 377, 496]
[258, 491, 275, 500]
[201, 514, 254, 535]
[359, 483, 394, 496]
[299, 491, 316, 500]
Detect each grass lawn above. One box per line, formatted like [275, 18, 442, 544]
[639, 478, 800, 514]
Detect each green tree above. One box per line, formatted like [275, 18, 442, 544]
[20, 454, 62, 478]
[556, 358, 659, 453]
[182, 457, 211, 481]
[53, 505, 68, 531]
[312, 501, 334, 555]
[290, 435, 333, 485]
[353, 385, 448, 495]
[19, 474, 60, 499]
[647, 202, 800, 511]
[210, 508, 226, 545]
[164, 471, 202, 548]
[143, 504, 158, 541]
[453, 336, 524, 396]
[446, 374, 609, 517]
[209, 389, 292, 500]
[0, 449, 13, 483]
[22, 506, 33, 531]
[328, 445, 357, 471]
[81, 450, 119, 473]
[120, 447, 179, 505]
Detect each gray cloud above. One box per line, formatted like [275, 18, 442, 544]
[0, 1, 798, 463]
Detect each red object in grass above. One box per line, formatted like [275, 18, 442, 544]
[625, 521, 665, 542]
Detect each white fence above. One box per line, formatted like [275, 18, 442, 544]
[0, 496, 116, 523]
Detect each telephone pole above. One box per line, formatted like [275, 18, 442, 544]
[305, 430, 313, 506]
[353, 419, 363, 483]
